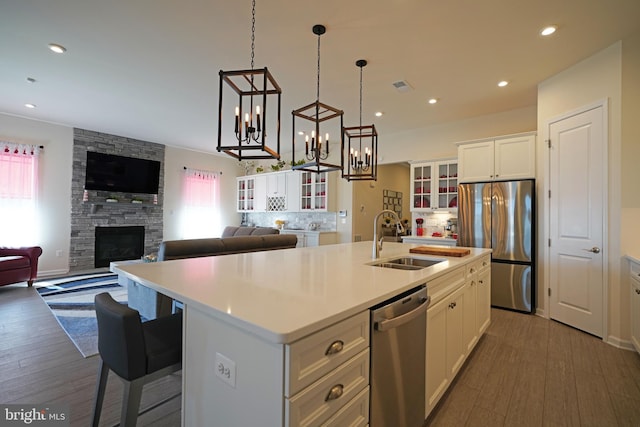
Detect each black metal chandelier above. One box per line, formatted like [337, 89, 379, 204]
[342, 59, 378, 181]
[217, 0, 282, 161]
[291, 24, 343, 174]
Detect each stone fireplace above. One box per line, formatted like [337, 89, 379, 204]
[69, 129, 164, 272]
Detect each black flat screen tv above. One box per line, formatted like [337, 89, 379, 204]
[84, 151, 161, 194]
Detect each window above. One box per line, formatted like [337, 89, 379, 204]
[0, 143, 40, 245]
[180, 168, 221, 238]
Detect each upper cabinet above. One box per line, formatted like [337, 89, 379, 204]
[236, 175, 266, 212]
[410, 159, 458, 212]
[457, 133, 536, 182]
[298, 171, 335, 212]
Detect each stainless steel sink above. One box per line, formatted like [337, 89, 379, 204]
[370, 257, 445, 270]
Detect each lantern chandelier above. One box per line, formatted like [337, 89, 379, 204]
[291, 24, 343, 174]
[216, 0, 282, 161]
[342, 59, 378, 181]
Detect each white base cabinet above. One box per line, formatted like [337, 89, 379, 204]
[425, 254, 491, 418]
[630, 259, 640, 353]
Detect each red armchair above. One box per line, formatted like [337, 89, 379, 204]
[0, 246, 43, 287]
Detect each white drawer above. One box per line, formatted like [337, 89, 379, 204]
[286, 311, 369, 397]
[321, 386, 369, 427]
[467, 255, 490, 276]
[427, 266, 465, 305]
[286, 350, 370, 427]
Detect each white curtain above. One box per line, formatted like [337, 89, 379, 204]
[181, 167, 221, 238]
[0, 143, 40, 246]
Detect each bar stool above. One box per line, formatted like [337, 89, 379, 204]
[91, 292, 182, 427]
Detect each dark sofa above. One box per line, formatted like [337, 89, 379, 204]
[0, 246, 43, 287]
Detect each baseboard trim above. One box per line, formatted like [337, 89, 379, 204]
[607, 335, 636, 352]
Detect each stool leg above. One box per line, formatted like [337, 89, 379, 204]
[91, 359, 109, 427]
[121, 378, 144, 427]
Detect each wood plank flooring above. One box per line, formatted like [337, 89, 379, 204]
[0, 283, 181, 426]
[426, 308, 640, 427]
[3, 282, 640, 426]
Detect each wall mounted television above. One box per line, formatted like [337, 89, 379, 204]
[84, 151, 161, 194]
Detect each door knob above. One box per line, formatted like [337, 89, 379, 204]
[583, 247, 601, 254]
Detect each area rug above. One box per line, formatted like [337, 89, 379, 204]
[36, 273, 126, 358]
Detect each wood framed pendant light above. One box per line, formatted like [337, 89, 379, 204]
[291, 24, 343, 174]
[217, 0, 282, 161]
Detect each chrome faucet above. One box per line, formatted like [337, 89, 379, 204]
[372, 209, 404, 259]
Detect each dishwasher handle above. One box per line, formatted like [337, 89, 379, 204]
[375, 296, 431, 332]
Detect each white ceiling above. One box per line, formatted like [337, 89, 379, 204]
[1, 0, 639, 157]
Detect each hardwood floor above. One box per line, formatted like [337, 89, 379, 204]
[0, 283, 181, 426]
[426, 308, 640, 427]
[3, 282, 640, 426]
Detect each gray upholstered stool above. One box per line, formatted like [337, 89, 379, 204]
[91, 292, 182, 427]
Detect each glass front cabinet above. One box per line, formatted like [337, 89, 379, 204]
[410, 159, 458, 212]
[299, 171, 329, 211]
[236, 176, 266, 212]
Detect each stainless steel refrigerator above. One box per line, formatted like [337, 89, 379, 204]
[458, 179, 535, 313]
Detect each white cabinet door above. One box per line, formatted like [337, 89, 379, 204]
[410, 159, 457, 212]
[476, 266, 491, 335]
[462, 279, 478, 354]
[254, 175, 267, 212]
[446, 285, 466, 379]
[458, 141, 494, 182]
[425, 296, 448, 416]
[267, 172, 287, 197]
[494, 135, 536, 180]
[631, 261, 640, 353]
[286, 171, 301, 212]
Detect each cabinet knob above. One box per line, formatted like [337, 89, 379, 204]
[449, 302, 457, 309]
[469, 268, 476, 274]
[470, 281, 476, 287]
[482, 261, 488, 267]
[636, 289, 640, 295]
[325, 340, 344, 355]
[325, 384, 344, 401]
[479, 280, 484, 285]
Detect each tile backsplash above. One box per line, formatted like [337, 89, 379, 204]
[245, 211, 337, 231]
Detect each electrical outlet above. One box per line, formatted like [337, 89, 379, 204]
[215, 352, 236, 388]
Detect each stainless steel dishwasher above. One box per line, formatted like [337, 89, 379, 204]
[370, 285, 430, 427]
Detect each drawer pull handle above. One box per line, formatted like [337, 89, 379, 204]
[482, 261, 488, 267]
[469, 268, 476, 274]
[636, 289, 640, 295]
[325, 384, 344, 401]
[325, 340, 344, 355]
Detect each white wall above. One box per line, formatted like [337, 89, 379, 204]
[537, 41, 625, 344]
[0, 114, 73, 277]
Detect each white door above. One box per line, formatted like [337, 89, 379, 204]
[548, 105, 605, 337]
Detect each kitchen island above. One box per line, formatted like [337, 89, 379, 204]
[112, 241, 491, 426]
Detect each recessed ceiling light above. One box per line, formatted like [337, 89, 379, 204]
[375, 112, 383, 117]
[48, 43, 67, 53]
[25, 103, 37, 109]
[498, 80, 509, 87]
[428, 98, 438, 105]
[540, 26, 557, 36]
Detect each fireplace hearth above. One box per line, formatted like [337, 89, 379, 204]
[94, 226, 145, 268]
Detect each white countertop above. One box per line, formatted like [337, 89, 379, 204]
[113, 241, 490, 344]
[280, 229, 335, 234]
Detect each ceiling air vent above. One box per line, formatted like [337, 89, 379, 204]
[392, 80, 412, 92]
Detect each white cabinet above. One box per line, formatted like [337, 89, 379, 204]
[298, 171, 334, 211]
[630, 259, 640, 353]
[426, 282, 467, 416]
[266, 172, 289, 211]
[236, 175, 266, 212]
[185, 307, 370, 427]
[410, 159, 458, 212]
[458, 133, 536, 182]
[281, 230, 337, 248]
[424, 255, 491, 418]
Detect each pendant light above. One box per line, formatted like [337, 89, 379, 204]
[343, 59, 378, 181]
[217, 0, 282, 161]
[291, 24, 343, 174]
